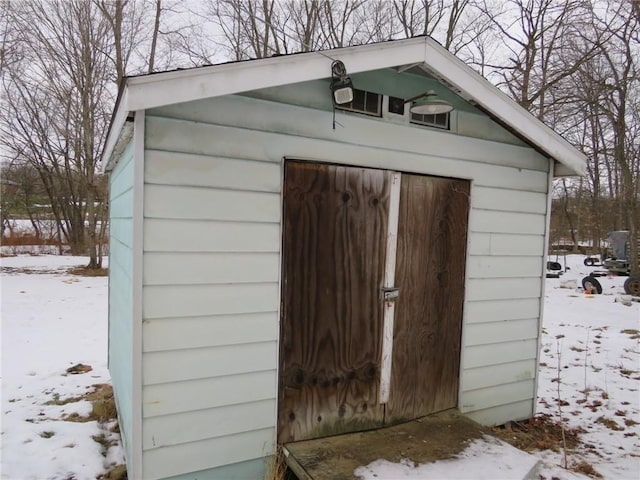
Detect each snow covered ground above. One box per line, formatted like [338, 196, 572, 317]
[535, 255, 640, 479]
[1, 254, 638, 479]
[1, 255, 122, 480]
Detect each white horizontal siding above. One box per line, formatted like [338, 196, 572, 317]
[465, 399, 534, 426]
[142, 428, 274, 480]
[467, 256, 541, 279]
[110, 147, 135, 199]
[143, 283, 279, 319]
[111, 187, 134, 219]
[144, 341, 277, 385]
[145, 150, 281, 192]
[465, 298, 541, 324]
[143, 370, 277, 417]
[140, 109, 286, 479]
[143, 312, 278, 352]
[139, 91, 553, 476]
[108, 140, 135, 465]
[464, 318, 538, 346]
[151, 95, 548, 172]
[143, 252, 279, 285]
[460, 379, 535, 413]
[470, 210, 546, 235]
[466, 278, 541, 301]
[472, 186, 547, 214]
[246, 75, 526, 147]
[143, 399, 275, 450]
[109, 237, 133, 277]
[162, 459, 266, 480]
[109, 219, 134, 248]
[463, 339, 538, 369]
[144, 219, 280, 253]
[144, 184, 280, 222]
[461, 359, 536, 391]
[145, 116, 548, 192]
[467, 233, 545, 256]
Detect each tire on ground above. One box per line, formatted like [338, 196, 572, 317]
[582, 275, 602, 294]
[624, 276, 640, 296]
[547, 261, 562, 271]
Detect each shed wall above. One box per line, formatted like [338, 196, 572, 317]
[108, 140, 135, 464]
[140, 92, 549, 478]
[245, 72, 529, 147]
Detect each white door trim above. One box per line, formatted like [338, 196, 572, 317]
[379, 172, 401, 404]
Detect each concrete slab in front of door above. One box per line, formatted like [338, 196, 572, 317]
[283, 409, 541, 480]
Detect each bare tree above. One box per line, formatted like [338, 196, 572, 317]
[585, 2, 640, 273]
[392, 0, 445, 38]
[1, 1, 112, 265]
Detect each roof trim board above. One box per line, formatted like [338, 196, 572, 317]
[103, 36, 585, 175]
[420, 38, 585, 175]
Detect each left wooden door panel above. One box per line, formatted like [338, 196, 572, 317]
[278, 161, 390, 443]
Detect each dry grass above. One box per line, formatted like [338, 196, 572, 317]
[66, 363, 93, 375]
[1, 233, 59, 246]
[492, 415, 606, 478]
[67, 266, 108, 277]
[595, 416, 625, 431]
[621, 329, 640, 340]
[51, 383, 128, 479]
[572, 460, 603, 478]
[264, 448, 289, 480]
[92, 433, 119, 455]
[491, 414, 583, 452]
[61, 384, 117, 424]
[98, 465, 127, 480]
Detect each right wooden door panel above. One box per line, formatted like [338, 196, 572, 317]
[386, 174, 470, 424]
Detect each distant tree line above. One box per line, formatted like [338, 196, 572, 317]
[1, 0, 637, 271]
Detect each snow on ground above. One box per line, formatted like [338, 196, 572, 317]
[1, 254, 122, 480]
[1, 253, 638, 479]
[535, 255, 640, 479]
[355, 435, 540, 479]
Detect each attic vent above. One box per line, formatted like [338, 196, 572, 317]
[336, 89, 382, 116]
[411, 111, 449, 130]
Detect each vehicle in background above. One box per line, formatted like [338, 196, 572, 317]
[603, 231, 634, 275]
[582, 230, 640, 296]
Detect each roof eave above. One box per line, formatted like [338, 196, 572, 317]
[103, 37, 430, 172]
[103, 36, 586, 176]
[103, 86, 131, 173]
[125, 37, 428, 112]
[422, 37, 586, 176]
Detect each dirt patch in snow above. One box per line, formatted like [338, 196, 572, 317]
[490, 413, 583, 452]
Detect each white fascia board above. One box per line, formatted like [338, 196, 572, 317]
[104, 39, 427, 172]
[103, 88, 131, 173]
[124, 38, 427, 112]
[424, 38, 586, 176]
[554, 161, 581, 177]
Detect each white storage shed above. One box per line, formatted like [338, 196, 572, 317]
[103, 36, 586, 480]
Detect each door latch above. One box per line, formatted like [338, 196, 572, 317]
[381, 287, 400, 301]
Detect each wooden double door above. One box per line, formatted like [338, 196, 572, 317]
[278, 161, 470, 444]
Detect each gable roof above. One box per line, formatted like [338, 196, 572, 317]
[104, 36, 586, 175]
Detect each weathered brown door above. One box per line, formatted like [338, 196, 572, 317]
[278, 161, 390, 443]
[386, 174, 470, 423]
[278, 161, 470, 443]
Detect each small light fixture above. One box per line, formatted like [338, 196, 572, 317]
[330, 60, 354, 105]
[406, 90, 454, 115]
